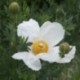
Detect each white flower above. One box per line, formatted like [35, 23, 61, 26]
[12, 19, 76, 71]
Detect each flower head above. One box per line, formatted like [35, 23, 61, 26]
[59, 42, 70, 54]
[12, 19, 76, 71]
[9, 2, 20, 14]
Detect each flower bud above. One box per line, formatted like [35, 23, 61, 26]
[9, 2, 20, 14]
[59, 42, 71, 55]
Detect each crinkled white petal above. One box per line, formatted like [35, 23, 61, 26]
[17, 19, 40, 42]
[37, 47, 60, 63]
[12, 52, 41, 71]
[39, 22, 65, 46]
[12, 52, 27, 60]
[56, 46, 76, 63]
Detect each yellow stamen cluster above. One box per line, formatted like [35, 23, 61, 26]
[32, 40, 48, 55]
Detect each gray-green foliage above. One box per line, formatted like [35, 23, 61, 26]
[0, 0, 80, 80]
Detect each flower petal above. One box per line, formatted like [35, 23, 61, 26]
[12, 52, 27, 60]
[56, 46, 76, 63]
[12, 52, 41, 71]
[17, 19, 40, 42]
[39, 22, 65, 46]
[37, 47, 60, 63]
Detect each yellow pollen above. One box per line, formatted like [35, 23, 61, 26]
[32, 40, 48, 55]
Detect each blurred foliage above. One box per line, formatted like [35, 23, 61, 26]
[0, 0, 80, 80]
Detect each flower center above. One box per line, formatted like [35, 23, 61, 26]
[32, 40, 48, 55]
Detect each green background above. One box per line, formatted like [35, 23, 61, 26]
[0, 0, 80, 80]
